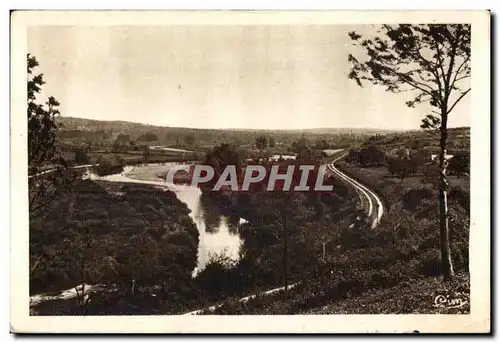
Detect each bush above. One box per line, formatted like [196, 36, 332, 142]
[195, 253, 239, 296]
[74, 149, 90, 164]
[418, 249, 441, 276]
[348, 146, 387, 166]
[370, 269, 397, 287]
[94, 155, 124, 176]
[449, 186, 470, 213]
[402, 187, 436, 212]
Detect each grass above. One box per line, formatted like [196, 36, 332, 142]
[342, 163, 469, 192]
[198, 272, 470, 315]
[371, 127, 470, 152]
[124, 163, 185, 182]
[308, 272, 470, 314]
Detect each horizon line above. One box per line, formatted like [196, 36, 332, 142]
[57, 115, 471, 133]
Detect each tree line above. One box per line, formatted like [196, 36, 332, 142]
[347, 145, 469, 182]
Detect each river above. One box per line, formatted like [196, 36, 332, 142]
[31, 162, 247, 307]
[86, 162, 246, 276]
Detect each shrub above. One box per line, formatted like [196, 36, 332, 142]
[449, 186, 470, 213]
[402, 187, 436, 212]
[418, 249, 441, 276]
[195, 253, 239, 296]
[74, 149, 90, 164]
[94, 155, 124, 176]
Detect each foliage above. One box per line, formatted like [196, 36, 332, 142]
[268, 136, 276, 148]
[201, 177, 470, 315]
[94, 155, 124, 176]
[195, 253, 239, 296]
[203, 143, 242, 189]
[137, 132, 159, 142]
[56, 116, 382, 155]
[449, 186, 469, 214]
[348, 24, 470, 119]
[28, 54, 60, 170]
[348, 24, 471, 281]
[30, 180, 200, 313]
[448, 151, 470, 177]
[347, 145, 386, 166]
[74, 149, 90, 165]
[309, 272, 470, 314]
[255, 136, 268, 150]
[28, 54, 70, 216]
[184, 134, 196, 147]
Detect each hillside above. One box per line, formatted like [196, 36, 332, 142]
[55, 116, 400, 150]
[58, 116, 399, 135]
[365, 127, 470, 153]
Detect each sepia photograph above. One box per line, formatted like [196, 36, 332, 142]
[10, 10, 490, 333]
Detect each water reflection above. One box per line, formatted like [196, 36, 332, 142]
[87, 163, 245, 276]
[199, 196, 223, 234]
[185, 191, 244, 276]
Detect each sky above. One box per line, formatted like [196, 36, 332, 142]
[28, 25, 470, 130]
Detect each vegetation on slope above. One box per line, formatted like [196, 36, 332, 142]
[195, 135, 470, 315]
[30, 179, 201, 314]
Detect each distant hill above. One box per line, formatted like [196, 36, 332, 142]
[57, 117, 400, 135]
[55, 116, 411, 151]
[365, 126, 470, 153]
[294, 127, 401, 135]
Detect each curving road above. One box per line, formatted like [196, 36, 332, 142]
[182, 150, 385, 315]
[327, 151, 384, 229]
[30, 152, 384, 314]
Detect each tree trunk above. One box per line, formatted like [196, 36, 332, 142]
[283, 195, 288, 292]
[439, 112, 454, 281]
[80, 252, 86, 315]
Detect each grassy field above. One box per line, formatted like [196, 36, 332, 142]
[340, 164, 469, 194]
[368, 127, 470, 153]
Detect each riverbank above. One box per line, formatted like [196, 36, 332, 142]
[91, 163, 247, 274]
[30, 163, 252, 315]
[29, 175, 203, 314]
[30, 161, 375, 315]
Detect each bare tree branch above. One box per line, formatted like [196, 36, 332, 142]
[447, 88, 471, 115]
[450, 55, 471, 89]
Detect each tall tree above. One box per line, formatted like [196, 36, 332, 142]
[448, 151, 470, 178]
[348, 24, 471, 280]
[137, 131, 159, 142]
[268, 136, 276, 148]
[255, 136, 268, 151]
[142, 145, 150, 163]
[28, 54, 68, 216]
[74, 149, 90, 165]
[184, 134, 196, 148]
